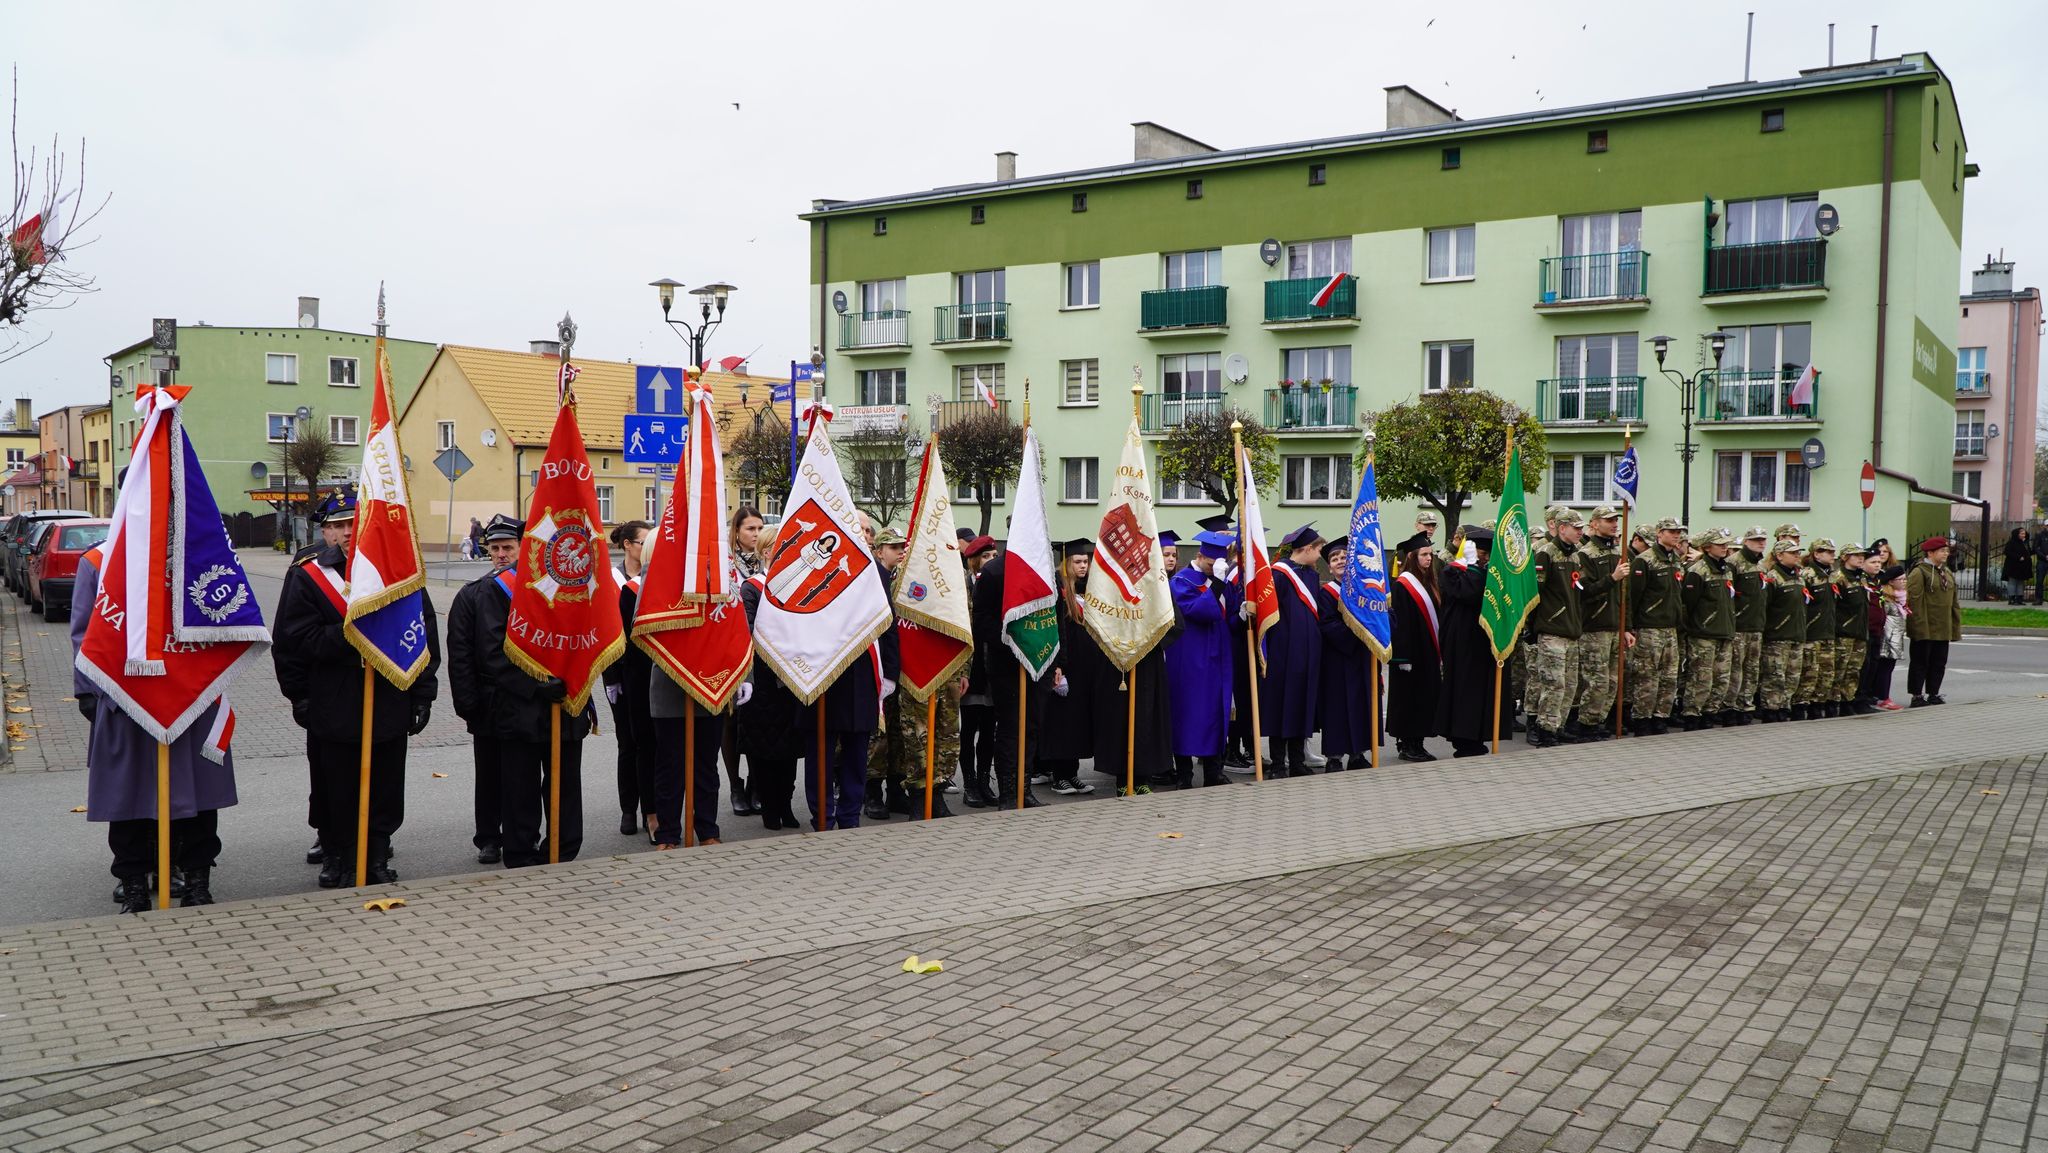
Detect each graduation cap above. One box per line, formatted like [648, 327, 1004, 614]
[1194, 513, 1233, 533]
[1193, 530, 1234, 559]
[1157, 530, 1181, 550]
[1062, 538, 1095, 559]
[1396, 531, 1432, 555]
[1319, 535, 1349, 561]
[1279, 522, 1322, 549]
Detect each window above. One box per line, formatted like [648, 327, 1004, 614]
[1062, 359, 1100, 406]
[858, 278, 905, 314]
[956, 269, 1004, 308]
[1285, 238, 1352, 279]
[1723, 194, 1819, 245]
[1955, 413, 1986, 457]
[1586, 129, 1608, 154]
[437, 420, 455, 450]
[1713, 323, 1814, 417]
[1308, 163, 1326, 186]
[858, 368, 907, 406]
[1952, 470, 1983, 500]
[265, 413, 297, 443]
[873, 216, 887, 236]
[969, 205, 985, 225]
[954, 364, 1005, 401]
[596, 485, 615, 524]
[1159, 352, 1223, 426]
[1159, 476, 1207, 503]
[4, 449, 21, 466]
[1441, 147, 1460, 170]
[858, 460, 907, 503]
[1424, 341, 1474, 392]
[1552, 334, 1640, 422]
[329, 416, 359, 446]
[644, 486, 660, 520]
[1061, 457, 1099, 503]
[1163, 249, 1223, 290]
[1063, 262, 1101, 309]
[265, 353, 298, 385]
[1072, 192, 1088, 213]
[1282, 346, 1351, 386]
[1956, 346, 1989, 392]
[1550, 453, 1617, 505]
[953, 477, 1007, 504]
[1426, 225, 1476, 280]
[1761, 108, 1785, 133]
[328, 357, 359, 387]
[1186, 179, 1204, 200]
[951, 270, 1006, 341]
[1714, 450, 1810, 506]
[1283, 455, 1353, 504]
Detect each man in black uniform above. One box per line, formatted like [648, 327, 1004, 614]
[969, 543, 1049, 808]
[446, 514, 521, 863]
[295, 490, 342, 865]
[273, 489, 441, 887]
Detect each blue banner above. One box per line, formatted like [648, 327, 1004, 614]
[1612, 445, 1639, 508]
[1340, 455, 1392, 661]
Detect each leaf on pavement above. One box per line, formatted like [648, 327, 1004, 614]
[431, 772, 449, 778]
[901, 954, 944, 974]
[7, 705, 31, 714]
[70, 805, 86, 813]
[361, 897, 407, 912]
[1157, 832, 1184, 839]
[1981, 789, 2000, 796]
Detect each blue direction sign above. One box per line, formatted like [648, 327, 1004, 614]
[635, 364, 685, 414]
[623, 413, 689, 464]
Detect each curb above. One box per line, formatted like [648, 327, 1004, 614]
[1963, 626, 2048, 637]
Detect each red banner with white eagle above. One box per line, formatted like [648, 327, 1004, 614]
[503, 403, 623, 711]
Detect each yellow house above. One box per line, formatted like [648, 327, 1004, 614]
[396, 343, 783, 555]
[79, 405, 113, 516]
[0, 399, 39, 515]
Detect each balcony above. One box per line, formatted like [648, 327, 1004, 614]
[1697, 371, 1820, 426]
[934, 398, 1012, 432]
[1702, 237, 1828, 299]
[1536, 251, 1650, 311]
[837, 309, 910, 353]
[1263, 276, 1358, 327]
[75, 460, 102, 479]
[1954, 438, 1987, 461]
[1263, 385, 1359, 432]
[934, 302, 1010, 346]
[1139, 285, 1228, 334]
[1955, 370, 1992, 396]
[1536, 376, 1646, 427]
[1139, 392, 1226, 434]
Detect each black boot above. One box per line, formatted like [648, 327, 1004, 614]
[887, 778, 913, 815]
[731, 780, 759, 817]
[619, 811, 639, 835]
[118, 880, 152, 914]
[1555, 721, 1585, 744]
[305, 837, 324, 865]
[1201, 756, 1230, 786]
[318, 855, 348, 889]
[863, 789, 891, 821]
[962, 774, 994, 807]
[180, 868, 214, 907]
[365, 850, 398, 886]
[1526, 725, 1555, 748]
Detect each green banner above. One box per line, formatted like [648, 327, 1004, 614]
[1479, 443, 1538, 661]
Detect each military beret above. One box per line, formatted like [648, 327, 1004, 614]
[961, 534, 995, 557]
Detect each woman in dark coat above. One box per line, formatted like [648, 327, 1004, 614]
[1388, 533, 1443, 761]
[1035, 545, 1098, 792]
[1314, 537, 1374, 771]
[2002, 527, 2033, 605]
[738, 578, 806, 829]
[1433, 526, 1504, 757]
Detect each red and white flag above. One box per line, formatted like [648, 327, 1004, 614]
[1309, 274, 1346, 309]
[633, 388, 753, 711]
[504, 401, 624, 711]
[343, 303, 432, 688]
[973, 371, 999, 411]
[892, 438, 973, 699]
[1237, 442, 1280, 674]
[1000, 429, 1061, 679]
[1788, 363, 1819, 408]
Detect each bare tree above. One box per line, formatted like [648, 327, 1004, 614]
[2, 67, 108, 365]
[721, 403, 798, 510]
[835, 426, 916, 528]
[935, 410, 1023, 536]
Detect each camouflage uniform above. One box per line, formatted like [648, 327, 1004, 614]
[1796, 543, 1839, 709]
[1758, 546, 1808, 713]
[1832, 550, 1870, 705]
[1678, 530, 1737, 719]
[1726, 531, 1769, 716]
[1626, 521, 1685, 722]
[1526, 508, 1585, 737]
[1571, 510, 1627, 732]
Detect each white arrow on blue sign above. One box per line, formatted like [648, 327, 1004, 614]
[635, 364, 685, 414]
[623, 413, 690, 464]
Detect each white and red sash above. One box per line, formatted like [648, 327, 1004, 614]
[301, 560, 349, 617]
[1274, 561, 1318, 615]
[1397, 571, 1440, 657]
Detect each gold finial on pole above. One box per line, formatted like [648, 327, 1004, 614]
[1022, 376, 1031, 428]
[1131, 365, 1143, 422]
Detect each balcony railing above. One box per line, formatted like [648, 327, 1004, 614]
[837, 309, 909, 350]
[1140, 285, 1228, 330]
[1954, 437, 1987, 459]
[1537, 250, 1649, 304]
[1139, 392, 1226, 433]
[1263, 276, 1357, 323]
[73, 460, 102, 479]
[934, 302, 1009, 343]
[1703, 237, 1827, 294]
[934, 398, 1012, 431]
[1955, 370, 1992, 395]
[1263, 386, 1359, 430]
[1536, 376, 1646, 425]
[1698, 370, 1820, 422]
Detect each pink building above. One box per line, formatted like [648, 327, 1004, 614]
[1953, 258, 2041, 527]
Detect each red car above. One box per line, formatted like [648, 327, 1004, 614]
[28, 518, 109, 622]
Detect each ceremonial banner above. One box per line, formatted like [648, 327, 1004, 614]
[343, 318, 432, 687]
[1341, 454, 1392, 661]
[1081, 417, 1174, 672]
[76, 384, 270, 742]
[1236, 441, 1280, 674]
[753, 418, 892, 704]
[893, 439, 973, 699]
[504, 404, 624, 711]
[1611, 444, 1640, 508]
[1478, 440, 1538, 660]
[634, 388, 752, 711]
[1000, 429, 1061, 678]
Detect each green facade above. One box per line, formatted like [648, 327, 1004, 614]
[107, 324, 438, 519]
[805, 56, 1968, 551]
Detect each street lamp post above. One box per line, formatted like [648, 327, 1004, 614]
[1646, 331, 1729, 526]
[649, 278, 737, 368]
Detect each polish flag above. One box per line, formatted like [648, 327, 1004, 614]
[973, 372, 999, 411]
[1788, 364, 1819, 408]
[1309, 274, 1346, 309]
[1237, 442, 1280, 674]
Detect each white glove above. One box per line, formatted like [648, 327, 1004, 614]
[880, 677, 896, 700]
[734, 682, 754, 707]
[1052, 670, 1070, 697]
[1460, 541, 1478, 565]
[1238, 600, 1255, 622]
[603, 683, 622, 705]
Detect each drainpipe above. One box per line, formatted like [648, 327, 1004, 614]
[816, 218, 831, 395]
[2002, 294, 2021, 520]
[514, 446, 525, 518]
[1875, 465, 1991, 598]
[1871, 86, 1896, 465]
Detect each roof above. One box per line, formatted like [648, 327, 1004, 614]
[105, 325, 439, 360]
[5, 462, 42, 487]
[804, 56, 1942, 217]
[415, 344, 787, 450]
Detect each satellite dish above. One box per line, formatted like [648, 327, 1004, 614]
[1815, 203, 1841, 236]
[480, 428, 498, 447]
[1224, 354, 1251, 385]
[298, 313, 317, 329]
[832, 290, 848, 315]
[294, 405, 312, 421]
[1800, 437, 1826, 471]
[1258, 239, 1281, 267]
[249, 462, 267, 479]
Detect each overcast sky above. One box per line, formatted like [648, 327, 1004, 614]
[3, 0, 2040, 418]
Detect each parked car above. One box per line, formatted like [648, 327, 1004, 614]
[28, 518, 109, 621]
[2, 510, 89, 594]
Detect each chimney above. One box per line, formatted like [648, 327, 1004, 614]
[296, 296, 320, 328]
[1972, 255, 2015, 295]
[1131, 122, 1217, 162]
[995, 151, 1017, 181]
[1384, 86, 1459, 129]
[529, 339, 562, 357]
[12, 399, 29, 431]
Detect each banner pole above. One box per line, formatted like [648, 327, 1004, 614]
[1015, 666, 1026, 810]
[923, 695, 937, 820]
[548, 703, 561, 864]
[683, 708, 696, 847]
[1616, 425, 1632, 739]
[1491, 659, 1503, 756]
[815, 700, 828, 831]
[1125, 667, 1138, 796]
[356, 664, 374, 887]
[1368, 656, 1380, 768]
[156, 742, 171, 910]
[1232, 422, 1265, 784]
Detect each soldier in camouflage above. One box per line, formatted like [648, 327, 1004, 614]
[1757, 538, 1808, 720]
[1625, 516, 1686, 734]
[1569, 505, 1630, 741]
[1833, 543, 1872, 714]
[1525, 506, 1586, 747]
[1724, 526, 1769, 723]
[1795, 538, 1840, 719]
[1678, 527, 1738, 729]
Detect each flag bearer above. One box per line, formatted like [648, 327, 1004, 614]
[446, 513, 522, 863]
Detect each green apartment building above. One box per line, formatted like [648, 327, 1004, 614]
[106, 297, 437, 526]
[804, 54, 1969, 551]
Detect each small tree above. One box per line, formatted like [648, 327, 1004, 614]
[836, 426, 916, 528]
[935, 410, 1023, 535]
[723, 404, 798, 513]
[1156, 407, 1278, 524]
[2, 68, 109, 365]
[1363, 390, 1546, 531]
